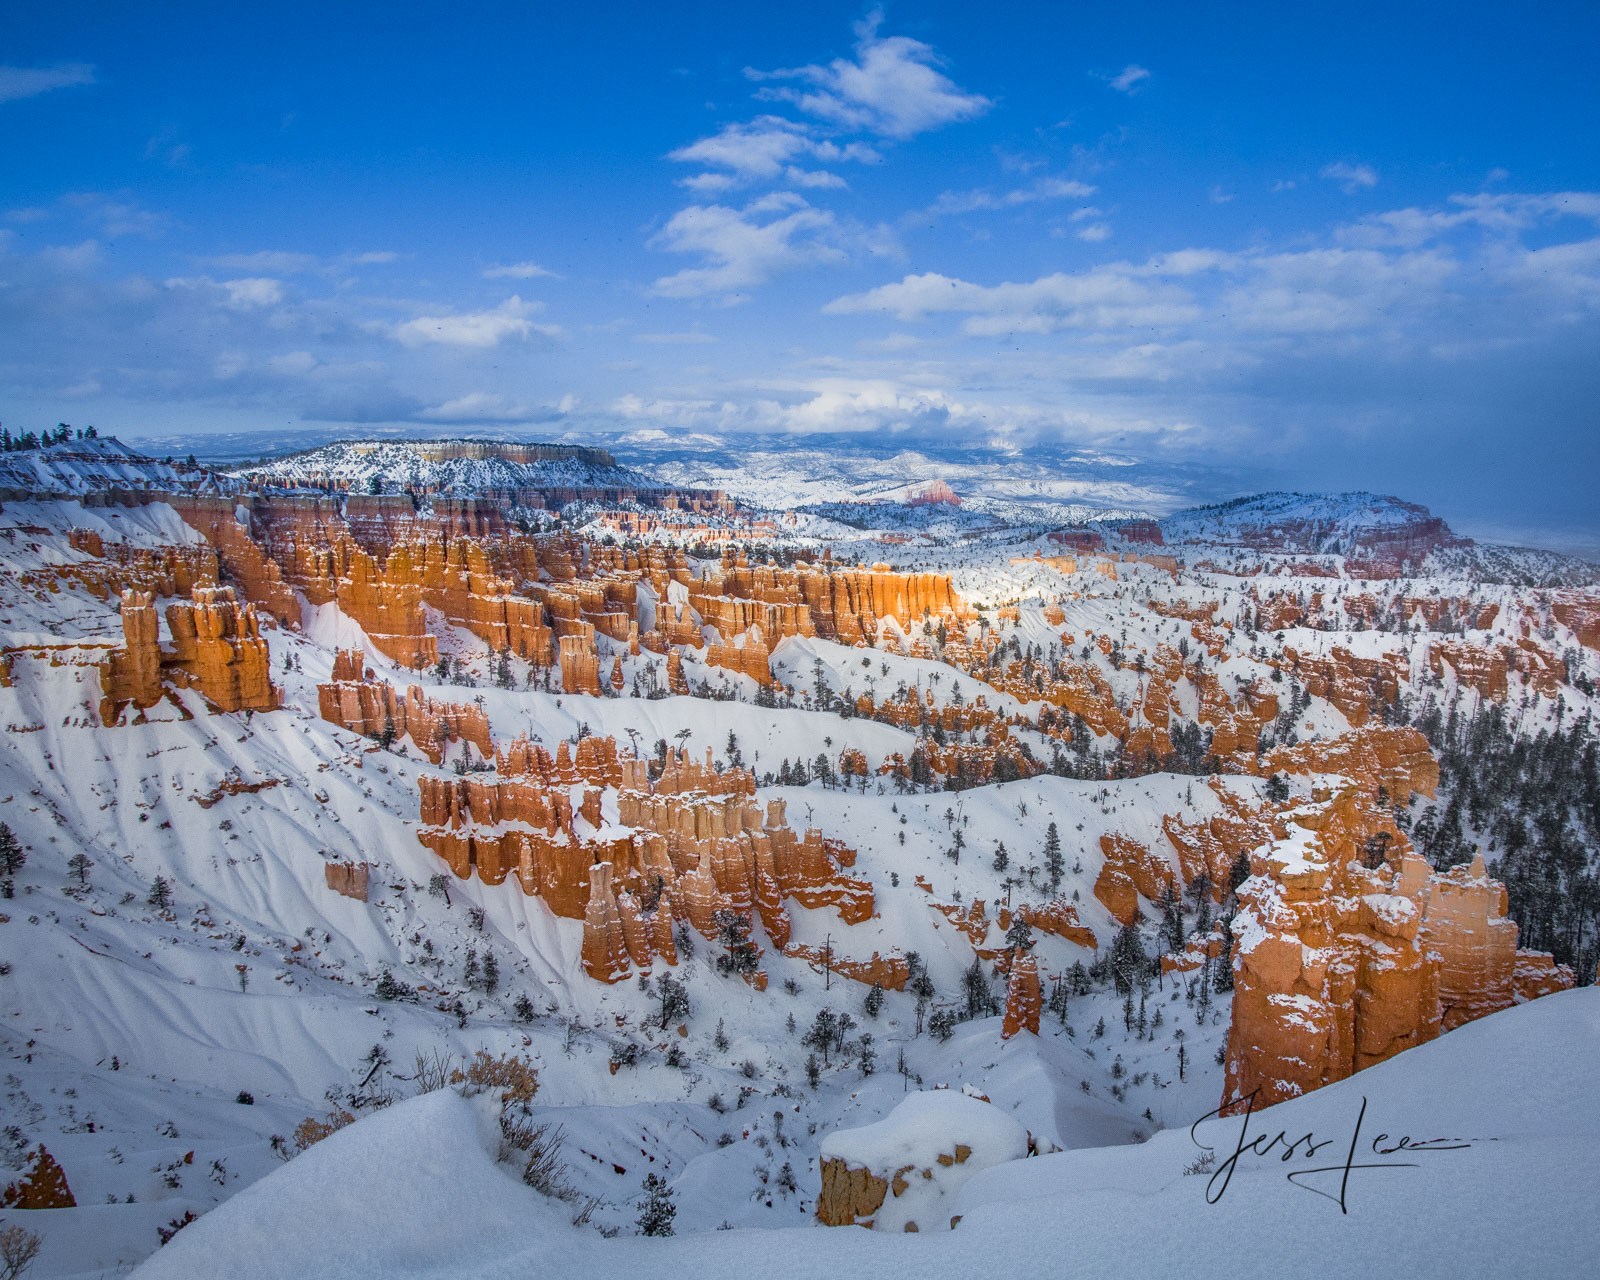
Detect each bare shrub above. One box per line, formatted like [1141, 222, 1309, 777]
[410, 1049, 458, 1094]
[0, 1224, 42, 1279]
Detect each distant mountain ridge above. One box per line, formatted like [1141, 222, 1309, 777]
[228, 438, 647, 494]
[1159, 491, 1466, 557]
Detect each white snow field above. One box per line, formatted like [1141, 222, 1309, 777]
[132, 989, 1600, 1279]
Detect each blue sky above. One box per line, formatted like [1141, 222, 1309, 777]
[2, 1, 1598, 548]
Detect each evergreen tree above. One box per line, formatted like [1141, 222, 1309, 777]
[636, 1172, 677, 1237]
[656, 973, 690, 1030]
[802, 1008, 839, 1066]
[0, 823, 23, 879]
[961, 956, 995, 1019]
[482, 952, 500, 995]
[1043, 822, 1064, 892]
[863, 982, 884, 1020]
[147, 875, 172, 911]
[1109, 923, 1146, 996]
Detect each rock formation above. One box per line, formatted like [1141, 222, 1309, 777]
[817, 1091, 1029, 1232]
[1001, 952, 1041, 1038]
[324, 862, 370, 901]
[1, 1144, 76, 1209]
[100, 586, 279, 722]
[317, 652, 491, 763]
[1222, 791, 1573, 1111]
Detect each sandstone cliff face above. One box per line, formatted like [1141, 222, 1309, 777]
[1, 1144, 76, 1209]
[1001, 952, 1041, 1038]
[324, 861, 370, 901]
[1222, 793, 1573, 1111]
[1252, 725, 1438, 806]
[411, 736, 868, 985]
[317, 652, 491, 763]
[100, 586, 279, 722]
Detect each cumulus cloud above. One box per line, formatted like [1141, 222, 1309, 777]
[650, 193, 892, 301]
[748, 12, 990, 140]
[390, 296, 558, 347]
[0, 63, 95, 104]
[1321, 161, 1379, 193]
[669, 116, 877, 190]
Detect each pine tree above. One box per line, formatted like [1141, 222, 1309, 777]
[863, 982, 884, 1020]
[67, 853, 91, 886]
[636, 1172, 676, 1237]
[802, 1008, 839, 1066]
[1109, 922, 1146, 995]
[1043, 821, 1064, 892]
[374, 969, 414, 1001]
[656, 973, 690, 1030]
[147, 875, 172, 911]
[0, 824, 23, 879]
[961, 956, 994, 1019]
[482, 952, 500, 995]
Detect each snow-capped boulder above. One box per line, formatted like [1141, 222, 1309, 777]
[816, 1090, 1028, 1232]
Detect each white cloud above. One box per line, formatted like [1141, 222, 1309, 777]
[928, 176, 1096, 216]
[222, 277, 285, 309]
[636, 330, 718, 345]
[419, 392, 537, 422]
[202, 249, 399, 275]
[1320, 161, 1379, 193]
[1106, 65, 1151, 94]
[206, 251, 319, 274]
[650, 194, 891, 301]
[825, 264, 1203, 334]
[1222, 247, 1456, 332]
[749, 13, 990, 140]
[1077, 223, 1112, 242]
[0, 63, 95, 104]
[482, 261, 559, 279]
[61, 193, 167, 238]
[391, 296, 557, 348]
[669, 116, 876, 190]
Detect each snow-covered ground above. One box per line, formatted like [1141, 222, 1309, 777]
[0, 475, 1594, 1278]
[132, 990, 1600, 1279]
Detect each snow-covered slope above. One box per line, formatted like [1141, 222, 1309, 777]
[0, 438, 202, 497]
[227, 439, 656, 494]
[1159, 491, 1453, 553]
[134, 989, 1600, 1279]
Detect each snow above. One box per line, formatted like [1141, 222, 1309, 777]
[132, 990, 1600, 1278]
[820, 1089, 1028, 1232]
[0, 467, 1592, 1277]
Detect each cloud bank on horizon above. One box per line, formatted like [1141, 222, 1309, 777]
[0, 2, 1597, 546]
